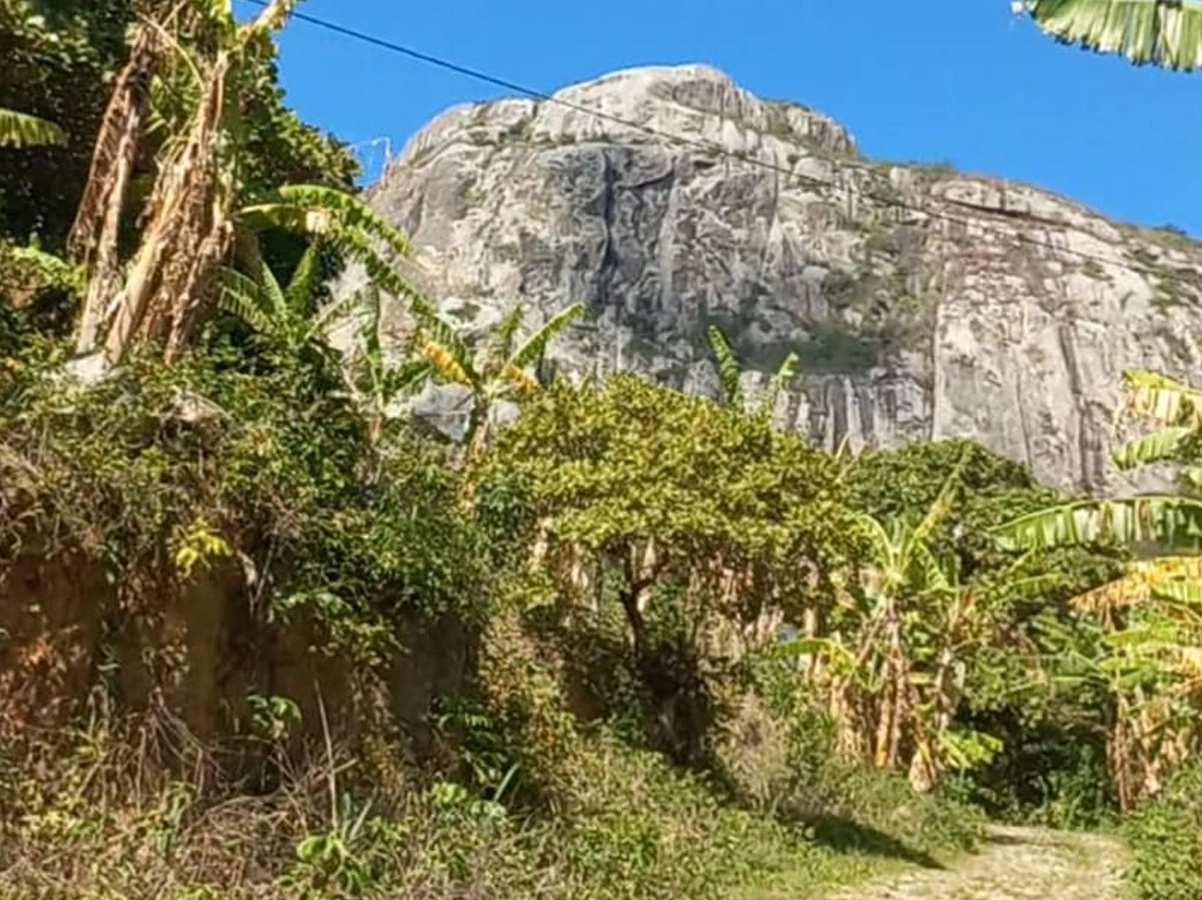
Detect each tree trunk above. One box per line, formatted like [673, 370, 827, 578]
[457, 398, 491, 512]
[104, 53, 233, 364]
[71, 22, 164, 355]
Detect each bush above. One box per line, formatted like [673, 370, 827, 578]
[0, 338, 491, 638]
[1125, 762, 1202, 900]
[0, 720, 936, 900]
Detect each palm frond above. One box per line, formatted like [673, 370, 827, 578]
[251, 251, 288, 323]
[1149, 578, 1202, 608]
[0, 108, 67, 148]
[707, 324, 745, 408]
[326, 227, 425, 307]
[909, 540, 952, 594]
[245, 184, 414, 260]
[910, 451, 967, 549]
[1004, 568, 1077, 600]
[409, 301, 475, 382]
[850, 512, 899, 574]
[772, 635, 858, 671]
[1016, 0, 1202, 71]
[995, 495, 1202, 551]
[510, 303, 586, 370]
[493, 306, 525, 363]
[1111, 426, 1195, 470]
[384, 360, 434, 398]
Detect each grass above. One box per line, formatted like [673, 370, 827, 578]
[0, 710, 984, 900]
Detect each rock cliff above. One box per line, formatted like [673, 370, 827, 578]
[341, 64, 1202, 494]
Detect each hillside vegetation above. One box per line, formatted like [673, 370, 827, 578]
[2, 3, 1201, 899]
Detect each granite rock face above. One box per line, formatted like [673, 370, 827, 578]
[341, 64, 1202, 494]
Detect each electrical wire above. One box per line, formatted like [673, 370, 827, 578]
[239, 0, 1196, 279]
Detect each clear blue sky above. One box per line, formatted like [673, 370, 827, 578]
[257, 0, 1202, 235]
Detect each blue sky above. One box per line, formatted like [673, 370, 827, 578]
[258, 0, 1202, 235]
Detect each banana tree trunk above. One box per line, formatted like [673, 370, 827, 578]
[908, 639, 959, 793]
[71, 22, 164, 355]
[458, 397, 491, 511]
[105, 53, 233, 364]
[874, 608, 907, 770]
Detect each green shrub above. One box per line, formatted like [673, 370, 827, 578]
[0, 721, 928, 900]
[0, 338, 491, 645]
[1126, 762, 1202, 900]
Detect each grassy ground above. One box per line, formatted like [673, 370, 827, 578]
[0, 721, 985, 900]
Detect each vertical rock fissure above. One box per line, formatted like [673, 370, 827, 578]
[597, 151, 623, 373]
[1056, 321, 1093, 493]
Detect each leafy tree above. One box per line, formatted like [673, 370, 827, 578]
[489, 374, 860, 662]
[486, 374, 863, 761]
[706, 324, 798, 420]
[1014, 1, 1202, 71]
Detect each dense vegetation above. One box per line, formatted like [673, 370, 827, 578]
[1, 2, 1200, 898]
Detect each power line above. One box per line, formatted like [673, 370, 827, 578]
[248, 0, 1183, 278]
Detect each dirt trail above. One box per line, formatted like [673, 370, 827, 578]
[820, 825, 1129, 900]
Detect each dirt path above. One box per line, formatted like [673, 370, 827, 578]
[819, 825, 1130, 900]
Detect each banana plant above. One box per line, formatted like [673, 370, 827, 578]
[0, 108, 66, 148]
[996, 370, 1202, 569]
[68, 0, 426, 367]
[412, 301, 587, 468]
[1013, 1, 1202, 72]
[995, 367, 1202, 807]
[342, 285, 432, 446]
[707, 324, 799, 421]
[218, 236, 348, 360]
[782, 448, 1056, 791]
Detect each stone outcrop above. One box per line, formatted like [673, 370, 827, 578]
[341, 64, 1202, 494]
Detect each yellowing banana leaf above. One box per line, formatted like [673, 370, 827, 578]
[1073, 558, 1202, 612]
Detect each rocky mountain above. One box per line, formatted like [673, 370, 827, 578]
[339, 63, 1202, 494]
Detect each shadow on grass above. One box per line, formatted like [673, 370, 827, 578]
[803, 813, 946, 869]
